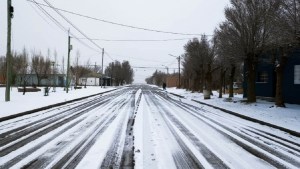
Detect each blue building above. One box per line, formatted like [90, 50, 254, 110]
[244, 48, 300, 104]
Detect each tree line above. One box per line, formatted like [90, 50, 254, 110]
[1, 48, 57, 87]
[105, 60, 134, 85]
[147, 0, 300, 107]
[0, 48, 93, 87]
[0, 48, 134, 90]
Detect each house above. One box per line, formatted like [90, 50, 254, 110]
[244, 48, 300, 104]
[79, 77, 99, 86]
[79, 75, 112, 86]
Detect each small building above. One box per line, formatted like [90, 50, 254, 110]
[243, 48, 300, 104]
[79, 76, 113, 86]
[79, 77, 99, 86]
[100, 76, 112, 86]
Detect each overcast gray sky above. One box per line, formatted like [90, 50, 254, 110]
[0, 0, 230, 83]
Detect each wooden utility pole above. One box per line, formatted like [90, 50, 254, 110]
[66, 30, 71, 93]
[178, 56, 181, 88]
[101, 48, 104, 88]
[5, 0, 13, 102]
[169, 54, 181, 88]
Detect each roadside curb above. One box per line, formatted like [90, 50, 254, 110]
[0, 88, 118, 122]
[169, 93, 300, 138]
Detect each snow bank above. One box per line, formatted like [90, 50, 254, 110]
[0, 86, 117, 118]
[167, 88, 300, 132]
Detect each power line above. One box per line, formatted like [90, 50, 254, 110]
[75, 37, 197, 42]
[29, 2, 53, 27]
[132, 66, 178, 69]
[43, 0, 105, 53]
[102, 51, 115, 61]
[31, 0, 67, 33]
[28, 0, 189, 66]
[31, 0, 101, 53]
[26, 0, 204, 36]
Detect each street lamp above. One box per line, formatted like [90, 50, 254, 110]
[169, 54, 181, 88]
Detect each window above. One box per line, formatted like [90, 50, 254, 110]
[295, 65, 300, 84]
[257, 71, 268, 83]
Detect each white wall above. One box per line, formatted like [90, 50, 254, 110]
[79, 77, 99, 86]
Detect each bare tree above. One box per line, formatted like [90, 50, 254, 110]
[270, 0, 300, 107]
[146, 70, 166, 86]
[72, 50, 81, 86]
[105, 60, 134, 85]
[13, 48, 31, 94]
[83, 59, 92, 87]
[183, 38, 203, 91]
[121, 61, 134, 84]
[31, 51, 51, 86]
[182, 35, 219, 98]
[224, 0, 281, 102]
[61, 56, 65, 75]
[214, 22, 244, 98]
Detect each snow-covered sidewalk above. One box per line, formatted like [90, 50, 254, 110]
[0, 86, 117, 119]
[167, 87, 300, 133]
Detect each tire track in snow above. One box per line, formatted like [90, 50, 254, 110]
[0, 92, 120, 147]
[164, 92, 300, 168]
[28, 92, 133, 169]
[0, 93, 119, 158]
[143, 90, 206, 169]
[148, 90, 229, 169]
[0, 88, 133, 168]
[100, 90, 139, 169]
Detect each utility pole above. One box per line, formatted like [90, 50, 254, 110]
[94, 62, 97, 86]
[178, 56, 181, 88]
[101, 48, 104, 88]
[66, 30, 71, 93]
[169, 54, 181, 88]
[111, 62, 114, 86]
[51, 61, 55, 92]
[5, 0, 13, 102]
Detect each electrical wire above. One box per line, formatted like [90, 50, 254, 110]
[32, 0, 67, 33]
[43, 0, 105, 54]
[29, 2, 53, 27]
[26, 0, 203, 36]
[132, 66, 178, 69]
[31, 0, 100, 53]
[28, 0, 184, 67]
[103, 51, 115, 61]
[76, 38, 198, 42]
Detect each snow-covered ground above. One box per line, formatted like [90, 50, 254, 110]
[0, 86, 117, 119]
[167, 87, 300, 133]
[0, 85, 299, 168]
[2, 86, 298, 133]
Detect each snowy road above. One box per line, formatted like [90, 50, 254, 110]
[0, 85, 300, 169]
